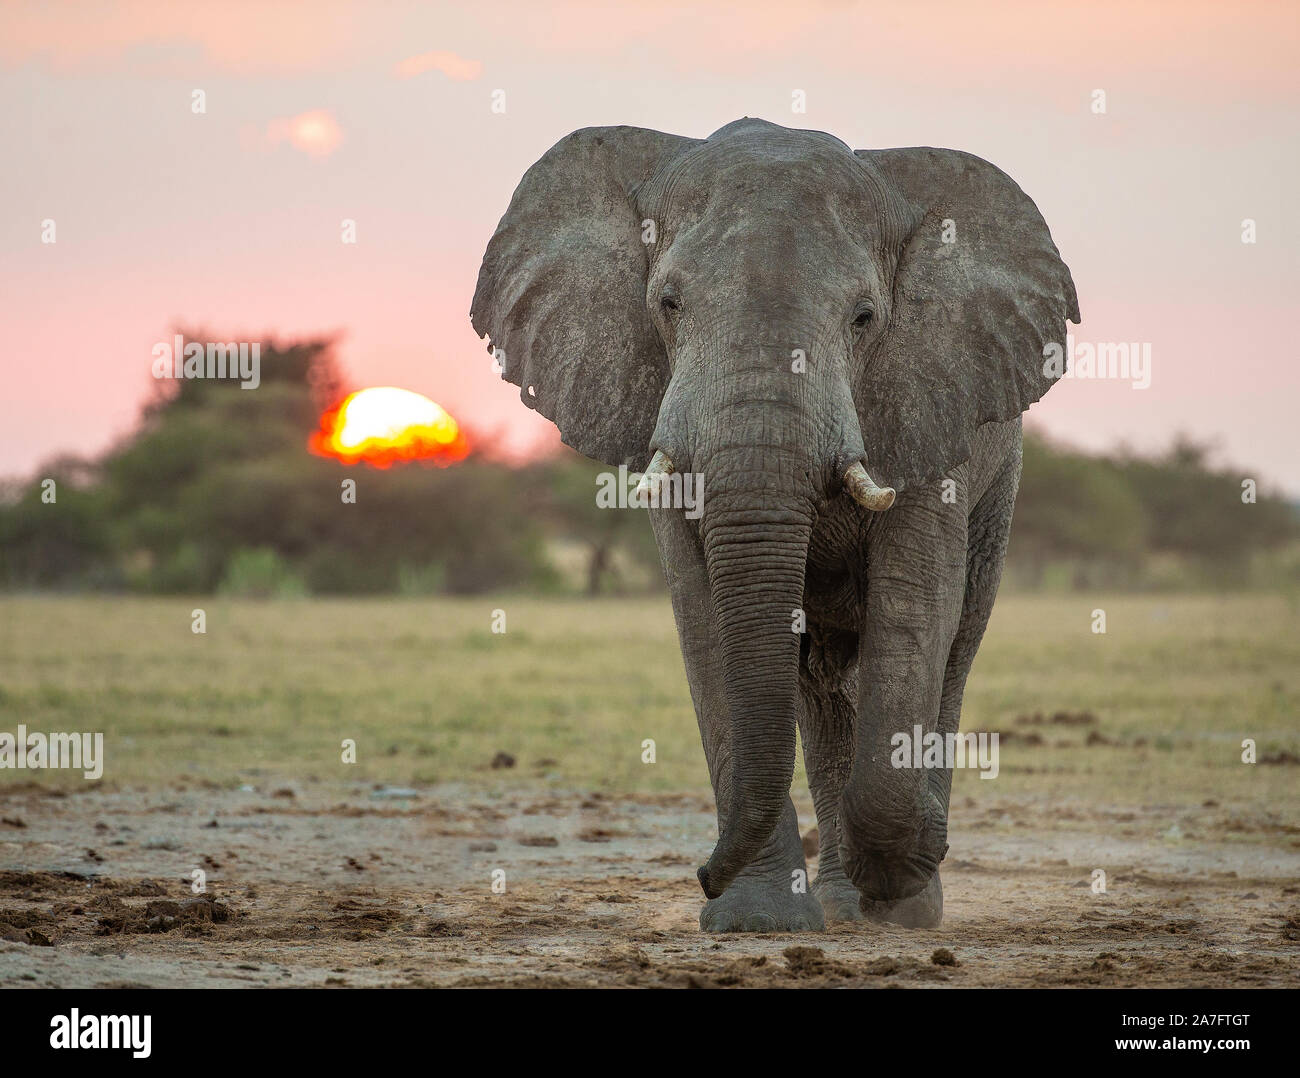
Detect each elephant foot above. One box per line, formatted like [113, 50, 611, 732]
[812, 869, 866, 923]
[700, 868, 825, 933]
[859, 870, 943, 929]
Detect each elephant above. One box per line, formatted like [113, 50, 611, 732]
[471, 117, 1079, 932]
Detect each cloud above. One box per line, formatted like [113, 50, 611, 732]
[0, 0, 369, 75]
[393, 49, 481, 81]
[265, 109, 344, 158]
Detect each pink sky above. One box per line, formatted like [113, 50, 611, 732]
[2, 0, 1297, 490]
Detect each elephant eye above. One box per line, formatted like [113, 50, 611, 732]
[852, 304, 874, 331]
[660, 292, 681, 314]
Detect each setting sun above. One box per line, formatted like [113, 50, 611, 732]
[309, 386, 470, 467]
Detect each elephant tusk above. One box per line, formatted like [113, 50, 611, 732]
[843, 461, 896, 511]
[634, 449, 674, 504]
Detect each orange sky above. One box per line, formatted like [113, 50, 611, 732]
[2, 0, 1297, 490]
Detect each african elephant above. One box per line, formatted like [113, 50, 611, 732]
[471, 118, 1079, 932]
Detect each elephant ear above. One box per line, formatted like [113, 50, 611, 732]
[854, 147, 1081, 492]
[471, 126, 698, 468]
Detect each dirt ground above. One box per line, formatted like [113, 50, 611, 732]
[1, 781, 1297, 988]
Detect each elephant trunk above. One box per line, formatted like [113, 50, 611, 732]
[693, 448, 814, 899]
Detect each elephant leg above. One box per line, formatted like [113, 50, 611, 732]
[861, 457, 1019, 928]
[928, 450, 1020, 825]
[839, 480, 969, 928]
[796, 624, 864, 923]
[649, 506, 823, 933]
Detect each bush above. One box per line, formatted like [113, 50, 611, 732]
[218, 547, 307, 598]
[302, 545, 397, 595]
[150, 540, 216, 594]
[398, 562, 446, 596]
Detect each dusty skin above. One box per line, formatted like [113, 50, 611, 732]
[1, 782, 1297, 988]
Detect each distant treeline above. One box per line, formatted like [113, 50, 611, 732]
[2, 338, 1296, 595]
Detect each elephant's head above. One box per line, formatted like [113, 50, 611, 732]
[471, 118, 1079, 899]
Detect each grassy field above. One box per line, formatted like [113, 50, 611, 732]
[0, 594, 1297, 815]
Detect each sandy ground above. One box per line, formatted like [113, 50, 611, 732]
[1, 782, 1297, 988]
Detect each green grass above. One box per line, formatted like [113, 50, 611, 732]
[0, 595, 1296, 815]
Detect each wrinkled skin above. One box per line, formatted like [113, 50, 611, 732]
[472, 118, 1079, 931]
